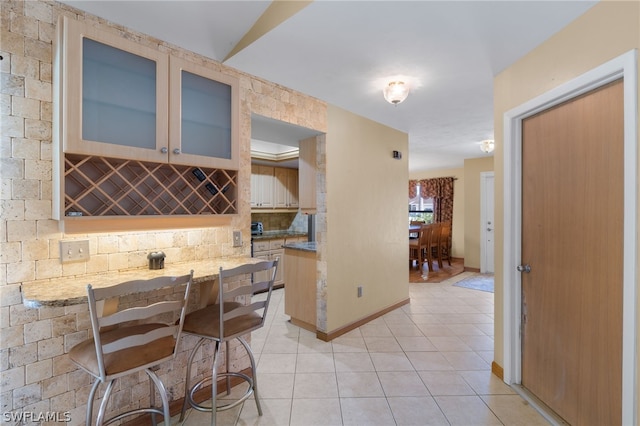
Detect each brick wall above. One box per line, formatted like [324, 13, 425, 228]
[0, 1, 327, 424]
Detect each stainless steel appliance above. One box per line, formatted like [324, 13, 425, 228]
[251, 222, 263, 235]
[307, 214, 315, 241]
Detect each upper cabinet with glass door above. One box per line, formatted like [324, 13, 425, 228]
[169, 57, 238, 169]
[59, 17, 239, 169]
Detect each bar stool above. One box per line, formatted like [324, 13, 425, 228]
[69, 272, 193, 426]
[179, 260, 278, 425]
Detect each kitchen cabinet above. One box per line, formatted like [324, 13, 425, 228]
[298, 138, 317, 213]
[252, 239, 284, 287]
[59, 17, 239, 169]
[274, 168, 299, 209]
[250, 165, 275, 208]
[251, 166, 298, 210]
[168, 56, 238, 169]
[59, 17, 168, 162]
[252, 235, 306, 287]
[54, 17, 239, 228]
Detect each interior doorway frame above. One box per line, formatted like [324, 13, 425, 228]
[502, 49, 638, 424]
[480, 171, 495, 274]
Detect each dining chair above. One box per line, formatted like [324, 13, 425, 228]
[69, 272, 194, 426]
[179, 260, 278, 426]
[437, 220, 452, 267]
[426, 222, 442, 271]
[409, 225, 430, 271]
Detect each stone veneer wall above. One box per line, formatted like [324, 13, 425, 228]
[314, 135, 327, 332]
[0, 0, 327, 423]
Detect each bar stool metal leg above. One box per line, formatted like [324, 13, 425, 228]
[147, 369, 171, 426]
[210, 341, 221, 426]
[95, 380, 114, 426]
[237, 336, 262, 416]
[180, 337, 207, 422]
[86, 379, 100, 425]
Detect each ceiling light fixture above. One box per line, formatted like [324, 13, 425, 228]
[383, 81, 410, 105]
[480, 139, 495, 153]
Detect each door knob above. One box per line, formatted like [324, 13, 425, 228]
[173, 148, 181, 155]
[517, 264, 531, 273]
[160, 147, 168, 154]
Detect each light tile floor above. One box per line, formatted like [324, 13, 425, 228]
[174, 272, 549, 425]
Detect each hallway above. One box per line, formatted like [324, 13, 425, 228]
[176, 273, 549, 425]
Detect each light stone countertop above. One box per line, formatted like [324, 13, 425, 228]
[21, 256, 264, 308]
[251, 231, 307, 241]
[283, 241, 317, 253]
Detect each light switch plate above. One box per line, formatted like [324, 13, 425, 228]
[60, 240, 90, 263]
[233, 231, 242, 247]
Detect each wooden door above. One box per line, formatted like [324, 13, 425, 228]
[521, 79, 623, 425]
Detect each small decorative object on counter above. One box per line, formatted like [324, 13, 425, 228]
[147, 251, 166, 270]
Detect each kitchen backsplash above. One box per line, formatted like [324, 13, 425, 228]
[251, 211, 308, 232]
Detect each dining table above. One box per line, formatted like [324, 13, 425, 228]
[409, 225, 423, 234]
[409, 224, 423, 239]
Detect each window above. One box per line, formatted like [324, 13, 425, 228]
[409, 183, 434, 223]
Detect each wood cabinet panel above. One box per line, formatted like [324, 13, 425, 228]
[298, 138, 316, 213]
[250, 165, 275, 208]
[274, 168, 299, 209]
[284, 248, 316, 332]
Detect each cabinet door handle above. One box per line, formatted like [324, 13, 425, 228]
[173, 148, 181, 155]
[160, 147, 168, 154]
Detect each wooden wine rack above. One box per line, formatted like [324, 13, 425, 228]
[64, 154, 237, 217]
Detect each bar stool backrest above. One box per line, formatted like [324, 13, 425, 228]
[86, 272, 193, 382]
[217, 260, 278, 341]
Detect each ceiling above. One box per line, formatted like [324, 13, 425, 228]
[60, 0, 598, 172]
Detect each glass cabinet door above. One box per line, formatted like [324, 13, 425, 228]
[82, 38, 157, 150]
[61, 17, 169, 162]
[169, 57, 239, 169]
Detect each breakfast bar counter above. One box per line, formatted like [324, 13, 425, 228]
[21, 256, 264, 308]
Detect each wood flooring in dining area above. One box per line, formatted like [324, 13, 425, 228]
[409, 257, 465, 283]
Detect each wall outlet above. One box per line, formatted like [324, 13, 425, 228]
[60, 240, 90, 263]
[357, 286, 363, 298]
[233, 230, 242, 247]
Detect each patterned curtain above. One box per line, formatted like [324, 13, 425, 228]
[419, 177, 455, 223]
[408, 180, 419, 199]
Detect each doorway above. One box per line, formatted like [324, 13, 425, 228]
[502, 50, 637, 424]
[480, 172, 494, 274]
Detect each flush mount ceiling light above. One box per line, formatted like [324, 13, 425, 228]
[480, 139, 495, 153]
[383, 81, 410, 105]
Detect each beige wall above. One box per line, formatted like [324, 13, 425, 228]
[0, 0, 326, 420]
[409, 167, 465, 259]
[323, 105, 409, 333]
[493, 0, 639, 375]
